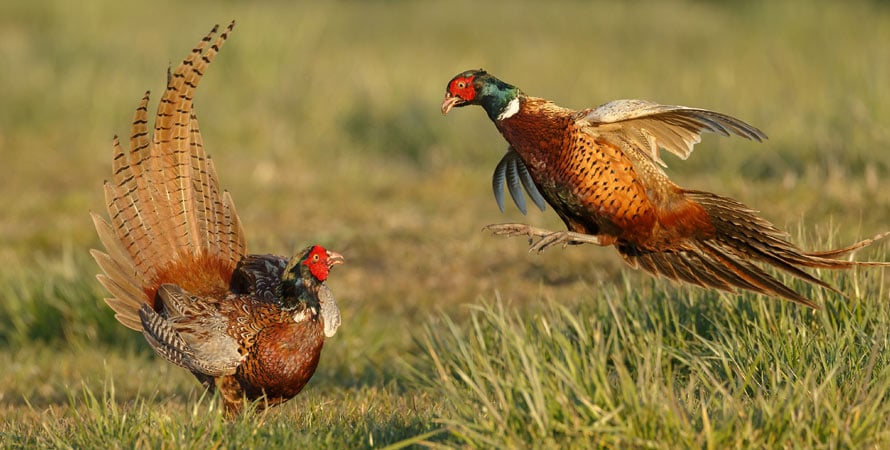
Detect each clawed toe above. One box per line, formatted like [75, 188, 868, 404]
[528, 232, 571, 253]
[483, 223, 602, 253]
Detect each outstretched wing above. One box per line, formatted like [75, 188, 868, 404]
[492, 146, 547, 215]
[581, 99, 767, 167]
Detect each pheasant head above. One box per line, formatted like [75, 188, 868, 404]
[441, 69, 521, 121]
[282, 245, 344, 287]
[280, 245, 344, 337]
[280, 245, 343, 303]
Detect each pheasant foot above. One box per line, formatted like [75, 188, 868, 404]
[483, 223, 603, 253]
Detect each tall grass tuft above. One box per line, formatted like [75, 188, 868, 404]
[418, 262, 890, 448]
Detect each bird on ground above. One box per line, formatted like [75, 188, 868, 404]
[441, 69, 888, 308]
[91, 22, 344, 416]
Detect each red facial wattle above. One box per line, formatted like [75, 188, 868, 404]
[441, 75, 476, 115]
[302, 245, 345, 281]
[304, 245, 330, 281]
[449, 76, 476, 102]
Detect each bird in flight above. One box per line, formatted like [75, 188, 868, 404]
[442, 69, 888, 307]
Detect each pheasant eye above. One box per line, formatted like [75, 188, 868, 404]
[457, 81, 466, 89]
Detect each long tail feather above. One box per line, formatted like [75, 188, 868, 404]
[621, 190, 889, 307]
[92, 22, 244, 329]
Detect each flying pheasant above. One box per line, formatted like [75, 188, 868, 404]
[90, 22, 345, 416]
[441, 69, 889, 308]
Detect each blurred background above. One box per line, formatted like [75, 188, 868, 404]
[1, 0, 889, 427]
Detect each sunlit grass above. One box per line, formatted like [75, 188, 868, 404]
[2, 0, 889, 447]
[4, 375, 444, 449]
[418, 264, 890, 448]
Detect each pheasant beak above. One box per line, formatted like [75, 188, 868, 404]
[441, 93, 464, 115]
[325, 250, 345, 268]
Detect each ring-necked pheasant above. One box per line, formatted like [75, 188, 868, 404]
[441, 69, 889, 308]
[90, 22, 345, 416]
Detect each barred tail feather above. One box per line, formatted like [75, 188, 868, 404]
[221, 190, 247, 269]
[687, 190, 888, 268]
[804, 231, 890, 260]
[621, 190, 889, 308]
[92, 22, 244, 329]
[189, 111, 214, 258]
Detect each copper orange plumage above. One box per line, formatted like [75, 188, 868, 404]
[91, 22, 344, 416]
[442, 69, 888, 308]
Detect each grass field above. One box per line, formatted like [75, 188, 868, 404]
[2, 0, 890, 448]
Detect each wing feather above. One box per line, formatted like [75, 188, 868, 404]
[582, 99, 767, 167]
[492, 147, 548, 215]
[143, 285, 243, 376]
[505, 153, 528, 215]
[492, 151, 509, 213]
[515, 152, 547, 212]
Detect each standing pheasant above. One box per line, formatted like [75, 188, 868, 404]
[90, 22, 345, 416]
[441, 69, 888, 308]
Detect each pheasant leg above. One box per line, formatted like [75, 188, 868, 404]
[483, 223, 603, 253]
